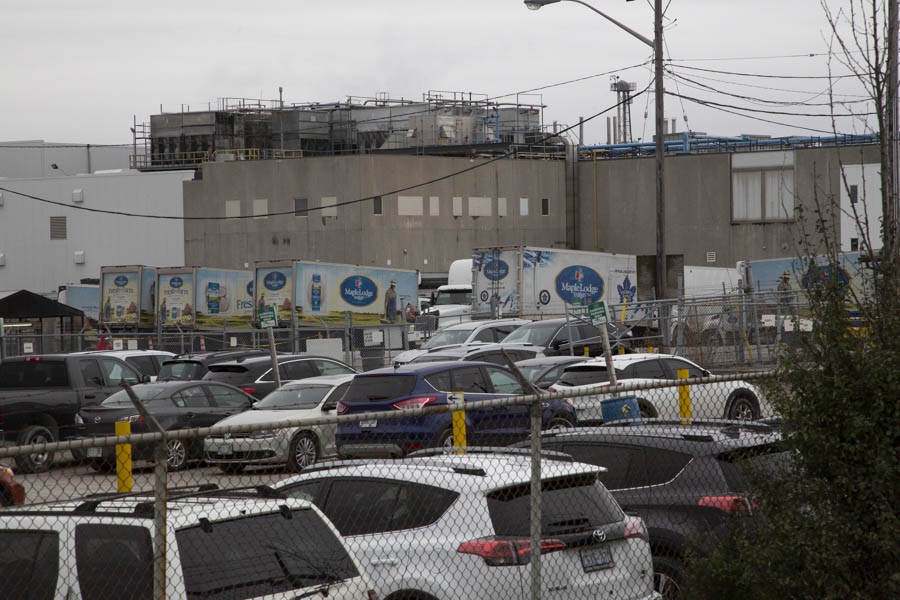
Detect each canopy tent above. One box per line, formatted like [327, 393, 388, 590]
[0, 290, 88, 357]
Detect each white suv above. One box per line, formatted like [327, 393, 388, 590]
[550, 353, 769, 422]
[274, 449, 660, 600]
[0, 488, 377, 599]
[394, 318, 530, 364]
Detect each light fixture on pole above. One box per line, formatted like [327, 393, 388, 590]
[50, 163, 71, 176]
[524, 0, 667, 303]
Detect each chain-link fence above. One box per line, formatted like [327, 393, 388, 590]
[0, 371, 782, 599]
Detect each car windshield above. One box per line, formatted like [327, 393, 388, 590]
[422, 329, 472, 348]
[256, 384, 331, 409]
[502, 322, 558, 346]
[517, 365, 545, 382]
[434, 290, 472, 305]
[101, 386, 168, 406]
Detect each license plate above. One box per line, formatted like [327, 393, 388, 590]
[214, 443, 233, 456]
[359, 420, 378, 428]
[86, 447, 104, 458]
[580, 545, 613, 572]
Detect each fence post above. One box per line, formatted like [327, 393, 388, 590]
[529, 393, 542, 600]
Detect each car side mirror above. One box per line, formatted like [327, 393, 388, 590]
[322, 402, 336, 412]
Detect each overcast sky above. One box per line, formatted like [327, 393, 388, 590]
[2, 0, 877, 147]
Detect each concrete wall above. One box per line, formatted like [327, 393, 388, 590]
[0, 141, 132, 179]
[0, 170, 192, 295]
[577, 143, 881, 267]
[183, 154, 568, 274]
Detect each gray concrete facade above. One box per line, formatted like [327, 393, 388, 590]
[183, 154, 568, 274]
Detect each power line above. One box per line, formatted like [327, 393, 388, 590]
[667, 62, 863, 81]
[667, 91, 875, 119]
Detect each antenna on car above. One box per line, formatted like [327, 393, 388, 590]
[393, 361, 401, 370]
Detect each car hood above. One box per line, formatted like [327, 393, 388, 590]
[393, 348, 427, 363]
[214, 407, 321, 427]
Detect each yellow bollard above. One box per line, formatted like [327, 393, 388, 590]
[677, 369, 692, 424]
[115, 420, 133, 492]
[449, 392, 466, 454]
[583, 346, 590, 357]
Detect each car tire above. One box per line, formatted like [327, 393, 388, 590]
[653, 554, 687, 600]
[546, 416, 575, 431]
[15, 425, 56, 474]
[88, 459, 115, 474]
[287, 433, 319, 472]
[727, 394, 759, 421]
[219, 463, 246, 475]
[385, 592, 439, 600]
[165, 438, 189, 471]
[435, 428, 454, 453]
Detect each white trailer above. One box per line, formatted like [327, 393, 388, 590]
[471, 246, 638, 318]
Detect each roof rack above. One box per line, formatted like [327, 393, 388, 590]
[75, 484, 220, 513]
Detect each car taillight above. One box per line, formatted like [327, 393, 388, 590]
[392, 396, 437, 410]
[241, 386, 256, 396]
[367, 590, 379, 600]
[623, 515, 649, 541]
[126, 415, 144, 424]
[457, 537, 566, 566]
[24, 356, 43, 362]
[336, 401, 348, 415]
[698, 495, 754, 514]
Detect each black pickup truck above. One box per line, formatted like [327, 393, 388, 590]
[0, 354, 143, 472]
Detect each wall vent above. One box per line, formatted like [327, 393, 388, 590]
[50, 216, 68, 240]
[706, 251, 717, 263]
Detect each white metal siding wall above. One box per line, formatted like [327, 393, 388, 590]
[0, 171, 192, 294]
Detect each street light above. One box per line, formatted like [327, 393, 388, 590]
[524, 0, 667, 305]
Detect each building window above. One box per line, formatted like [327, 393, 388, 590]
[373, 196, 383, 215]
[294, 197, 308, 217]
[850, 238, 859, 251]
[252, 199, 268, 219]
[541, 198, 550, 216]
[321, 196, 337, 218]
[50, 216, 67, 240]
[398, 196, 424, 216]
[849, 184, 858, 204]
[520, 197, 529, 216]
[732, 169, 795, 222]
[429, 196, 440, 216]
[225, 200, 241, 218]
[468, 197, 491, 217]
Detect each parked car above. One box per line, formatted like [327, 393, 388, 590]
[77, 381, 257, 471]
[395, 318, 531, 364]
[408, 342, 544, 365]
[500, 317, 632, 356]
[518, 420, 788, 599]
[514, 355, 587, 389]
[0, 353, 144, 472]
[205, 374, 354, 473]
[0, 464, 25, 506]
[274, 449, 659, 600]
[156, 349, 272, 381]
[0, 487, 377, 599]
[549, 353, 769, 422]
[335, 361, 576, 458]
[70, 349, 176, 381]
[202, 354, 357, 400]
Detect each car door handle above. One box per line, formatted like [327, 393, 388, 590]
[186, 412, 196, 418]
[84, 394, 96, 399]
[370, 558, 399, 566]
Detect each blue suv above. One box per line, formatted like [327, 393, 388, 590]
[335, 361, 576, 458]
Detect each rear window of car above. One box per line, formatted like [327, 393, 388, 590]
[205, 364, 252, 374]
[176, 509, 359, 597]
[487, 472, 623, 536]
[557, 366, 625, 387]
[717, 443, 792, 492]
[75, 523, 153, 600]
[342, 375, 417, 402]
[158, 362, 204, 381]
[0, 530, 59, 596]
[0, 361, 69, 388]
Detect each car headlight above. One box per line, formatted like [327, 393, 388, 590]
[249, 430, 276, 439]
[74, 414, 84, 425]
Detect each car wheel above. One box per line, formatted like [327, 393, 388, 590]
[219, 463, 246, 475]
[88, 459, 115, 473]
[385, 592, 440, 600]
[546, 416, 575, 431]
[727, 395, 759, 421]
[15, 425, 56, 474]
[653, 554, 687, 600]
[165, 439, 189, 471]
[637, 398, 657, 419]
[287, 433, 319, 472]
[435, 428, 454, 453]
